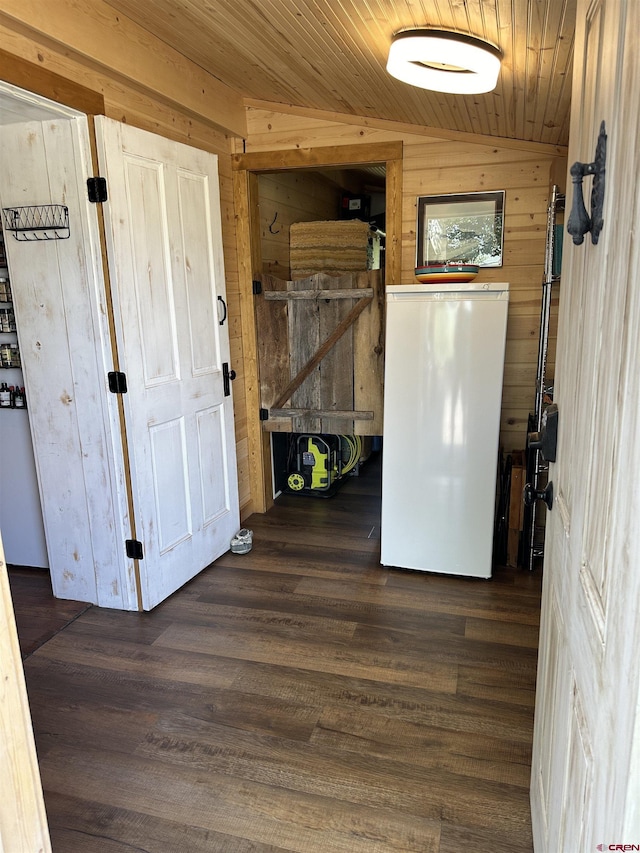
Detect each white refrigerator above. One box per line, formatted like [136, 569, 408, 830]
[380, 282, 509, 578]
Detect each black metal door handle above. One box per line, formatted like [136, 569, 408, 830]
[567, 120, 607, 246]
[217, 295, 227, 326]
[222, 362, 236, 396]
[523, 481, 554, 511]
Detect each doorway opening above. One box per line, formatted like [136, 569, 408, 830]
[256, 163, 387, 501]
[0, 81, 87, 577]
[232, 141, 403, 515]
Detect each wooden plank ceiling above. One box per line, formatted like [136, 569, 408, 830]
[102, 0, 576, 146]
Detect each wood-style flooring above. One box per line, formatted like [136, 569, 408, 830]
[8, 567, 91, 657]
[15, 454, 542, 852]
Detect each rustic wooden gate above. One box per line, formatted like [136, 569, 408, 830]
[255, 270, 384, 435]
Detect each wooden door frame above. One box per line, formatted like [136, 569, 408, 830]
[0, 48, 105, 115]
[232, 141, 403, 514]
[0, 537, 51, 852]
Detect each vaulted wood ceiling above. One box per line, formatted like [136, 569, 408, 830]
[103, 0, 576, 147]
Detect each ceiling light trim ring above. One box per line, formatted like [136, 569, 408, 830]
[387, 29, 503, 95]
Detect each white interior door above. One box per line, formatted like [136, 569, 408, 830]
[0, 93, 132, 609]
[530, 0, 640, 848]
[95, 117, 239, 610]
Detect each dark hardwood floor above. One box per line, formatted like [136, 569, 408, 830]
[15, 454, 542, 852]
[8, 567, 91, 657]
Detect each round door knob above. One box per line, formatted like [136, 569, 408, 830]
[523, 481, 554, 511]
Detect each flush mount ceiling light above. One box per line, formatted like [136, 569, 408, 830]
[387, 29, 502, 95]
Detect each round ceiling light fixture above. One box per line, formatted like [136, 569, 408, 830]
[387, 29, 502, 95]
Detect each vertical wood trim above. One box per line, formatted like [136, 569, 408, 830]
[251, 173, 275, 511]
[234, 169, 269, 513]
[353, 269, 384, 434]
[87, 115, 143, 611]
[385, 154, 403, 285]
[0, 539, 52, 853]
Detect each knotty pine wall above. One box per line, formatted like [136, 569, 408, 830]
[0, 0, 565, 516]
[244, 106, 566, 453]
[0, 1, 254, 512]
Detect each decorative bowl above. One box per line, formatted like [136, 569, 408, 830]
[414, 263, 479, 284]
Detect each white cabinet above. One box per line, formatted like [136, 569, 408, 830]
[381, 283, 509, 578]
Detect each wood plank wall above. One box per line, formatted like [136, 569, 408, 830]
[0, 0, 566, 515]
[258, 172, 342, 279]
[245, 107, 566, 453]
[0, 5, 253, 513]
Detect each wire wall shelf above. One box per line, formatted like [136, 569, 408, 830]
[2, 205, 70, 241]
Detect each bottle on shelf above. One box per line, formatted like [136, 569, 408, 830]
[0, 382, 11, 407]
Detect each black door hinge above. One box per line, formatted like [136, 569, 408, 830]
[259, 408, 269, 421]
[125, 539, 144, 560]
[252, 279, 262, 295]
[108, 371, 128, 394]
[87, 176, 108, 203]
[222, 362, 237, 397]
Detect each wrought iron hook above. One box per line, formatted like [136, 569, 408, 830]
[268, 212, 281, 234]
[567, 120, 607, 246]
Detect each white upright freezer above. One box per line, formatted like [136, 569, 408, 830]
[380, 282, 509, 578]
